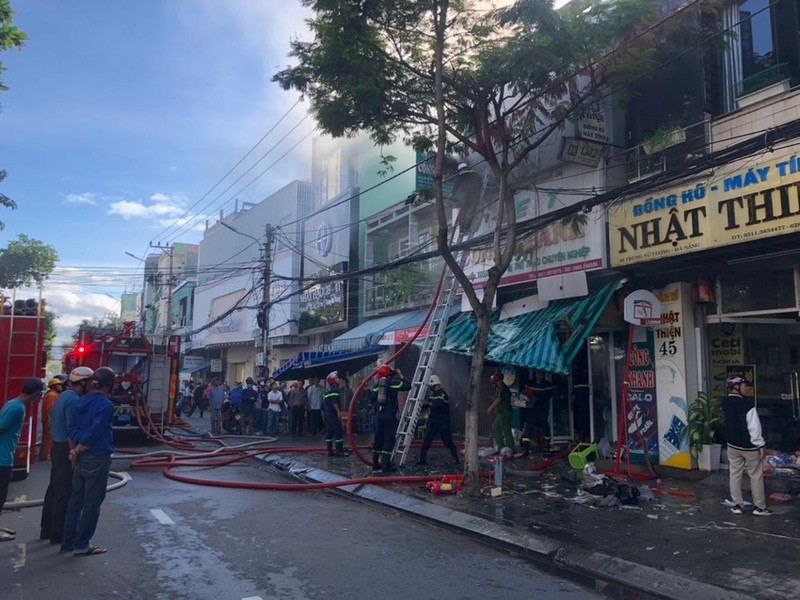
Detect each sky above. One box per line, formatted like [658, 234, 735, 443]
[0, 0, 313, 344]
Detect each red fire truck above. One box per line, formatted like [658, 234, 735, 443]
[0, 295, 46, 480]
[62, 321, 181, 434]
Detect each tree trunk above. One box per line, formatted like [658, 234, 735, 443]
[461, 307, 490, 497]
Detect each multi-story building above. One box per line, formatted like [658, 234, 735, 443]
[192, 184, 311, 384]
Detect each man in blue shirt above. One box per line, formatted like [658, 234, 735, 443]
[61, 366, 115, 555]
[0, 378, 44, 542]
[40, 366, 93, 544]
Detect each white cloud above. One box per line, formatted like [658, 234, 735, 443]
[65, 192, 98, 205]
[108, 192, 187, 220]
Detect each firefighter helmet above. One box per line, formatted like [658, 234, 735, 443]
[47, 377, 63, 388]
[376, 364, 392, 379]
[489, 371, 503, 385]
[91, 366, 116, 390]
[429, 374, 441, 387]
[68, 366, 94, 383]
[326, 371, 339, 386]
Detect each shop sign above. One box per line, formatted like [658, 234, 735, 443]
[654, 283, 692, 470]
[464, 185, 605, 288]
[626, 329, 659, 459]
[299, 272, 346, 331]
[210, 358, 222, 373]
[576, 108, 608, 143]
[182, 356, 204, 369]
[379, 324, 429, 346]
[609, 152, 800, 266]
[559, 137, 604, 167]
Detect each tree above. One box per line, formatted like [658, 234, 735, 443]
[0, 234, 58, 289]
[275, 0, 709, 495]
[70, 316, 123, 342]
[0, 0, 26, 230]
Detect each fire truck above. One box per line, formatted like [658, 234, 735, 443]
[0, 295, 46, 480]
[62, 321, 181, 434]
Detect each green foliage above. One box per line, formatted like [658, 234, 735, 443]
[0, 234, 58, 288]
[70, 316, 123, 342]
[0, 0, 26, 92]
[688, 391, 723, 459]
[43, 309, 57, 348]
[0, 169, 17, 231]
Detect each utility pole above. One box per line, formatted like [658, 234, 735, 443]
[150, 242, 175, 337]
[258, 225, 275, 378]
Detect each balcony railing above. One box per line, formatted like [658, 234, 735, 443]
[626, 118, 709, 183]
[737, 63, 789, 98]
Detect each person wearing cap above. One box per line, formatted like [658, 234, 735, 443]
[61, 366, 116, 555]
[0, 378, 45, 542]
[240, 377, 259, 435]
[488, 370, 515, 453]
[368, 364, 411, 472]
[39, 377, 64, 460]
[721, 376, 772, 516]
[287, 380, 308, 437]
[40, 367, 93, 544]
[417, 374, 460, 466]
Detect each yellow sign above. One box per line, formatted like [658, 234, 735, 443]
[609, 153, 800, 266]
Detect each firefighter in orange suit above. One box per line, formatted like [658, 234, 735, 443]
[39, 378, 63, 461]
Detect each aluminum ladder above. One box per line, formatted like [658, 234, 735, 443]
[391, 225, 475, 467]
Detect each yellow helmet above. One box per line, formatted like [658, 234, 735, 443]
[47, 378, 63, 388]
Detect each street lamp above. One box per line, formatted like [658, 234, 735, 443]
[219, 221, 275, 378]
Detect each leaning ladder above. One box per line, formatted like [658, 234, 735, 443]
[391, 224, 475, 467]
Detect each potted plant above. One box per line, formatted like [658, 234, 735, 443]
[642, 124, 686, 155]
[689, 391, 723, 471]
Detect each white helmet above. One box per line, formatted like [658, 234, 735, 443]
[429, 374, 441, 387]
[69, 366, 94, 383]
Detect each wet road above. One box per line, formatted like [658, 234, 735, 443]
[2, 454, 602, 600]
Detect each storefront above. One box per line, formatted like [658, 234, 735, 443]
[609, 148, 800, 463]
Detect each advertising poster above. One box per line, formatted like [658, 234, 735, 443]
[708, 323, 743, 399]
[626, 327, 659, 459]
[654, 283, 693, 469]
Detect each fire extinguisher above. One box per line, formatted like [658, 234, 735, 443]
[426, 480, 463, 495]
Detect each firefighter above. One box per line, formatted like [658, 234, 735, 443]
[416, 374, 460, 466]
[488, 371, 515, 453]
[369, 364, 411, 472]
[39, 378, 64, 461]
[529, 370, 553, 449]
[323, 371, 345, 457]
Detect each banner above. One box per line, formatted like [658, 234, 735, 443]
[609, 151, 800, 266]
[626, 328, 659, 459]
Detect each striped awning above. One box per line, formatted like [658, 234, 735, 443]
[441, 280, 619, 374]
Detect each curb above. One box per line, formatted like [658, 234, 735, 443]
[261, 453, 754, 600]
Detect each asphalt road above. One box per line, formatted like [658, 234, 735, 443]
[2, 453, 602, 600]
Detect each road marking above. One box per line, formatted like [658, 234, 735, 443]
[149, 509, 175, 525]
[242, 597, 264, 600]
[11, 543, 26, 570]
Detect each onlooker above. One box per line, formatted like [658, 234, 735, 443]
[306, 377, 324, 436]
[240, 377, 258, 435]
[0, 378, 45, 542]
[287, 381, 308, 437]
[61, 366, 116, 555]
[416, 374, 460, 466]
[208, 379, 225, 435]
[178, 380, 192, 416]
[488, 371, 515, 453]
[229, 381, 243, 410]
[40, 367, 93, 544]
[722, 375, 772, 516]
[39, 377, 64, 460]
[266, 382, 283, 437]
[189, 382, 207, 418]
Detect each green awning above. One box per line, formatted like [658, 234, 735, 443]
[441, 280, 619, 374]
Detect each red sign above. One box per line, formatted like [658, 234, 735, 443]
[379, 325, 429, 346]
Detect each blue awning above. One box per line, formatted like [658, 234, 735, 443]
[330, 314, 408, 351]
[441, 280, 619, 374]
[271, 346, 383, 381]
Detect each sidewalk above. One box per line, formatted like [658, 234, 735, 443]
[262, 434, 800, 600]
